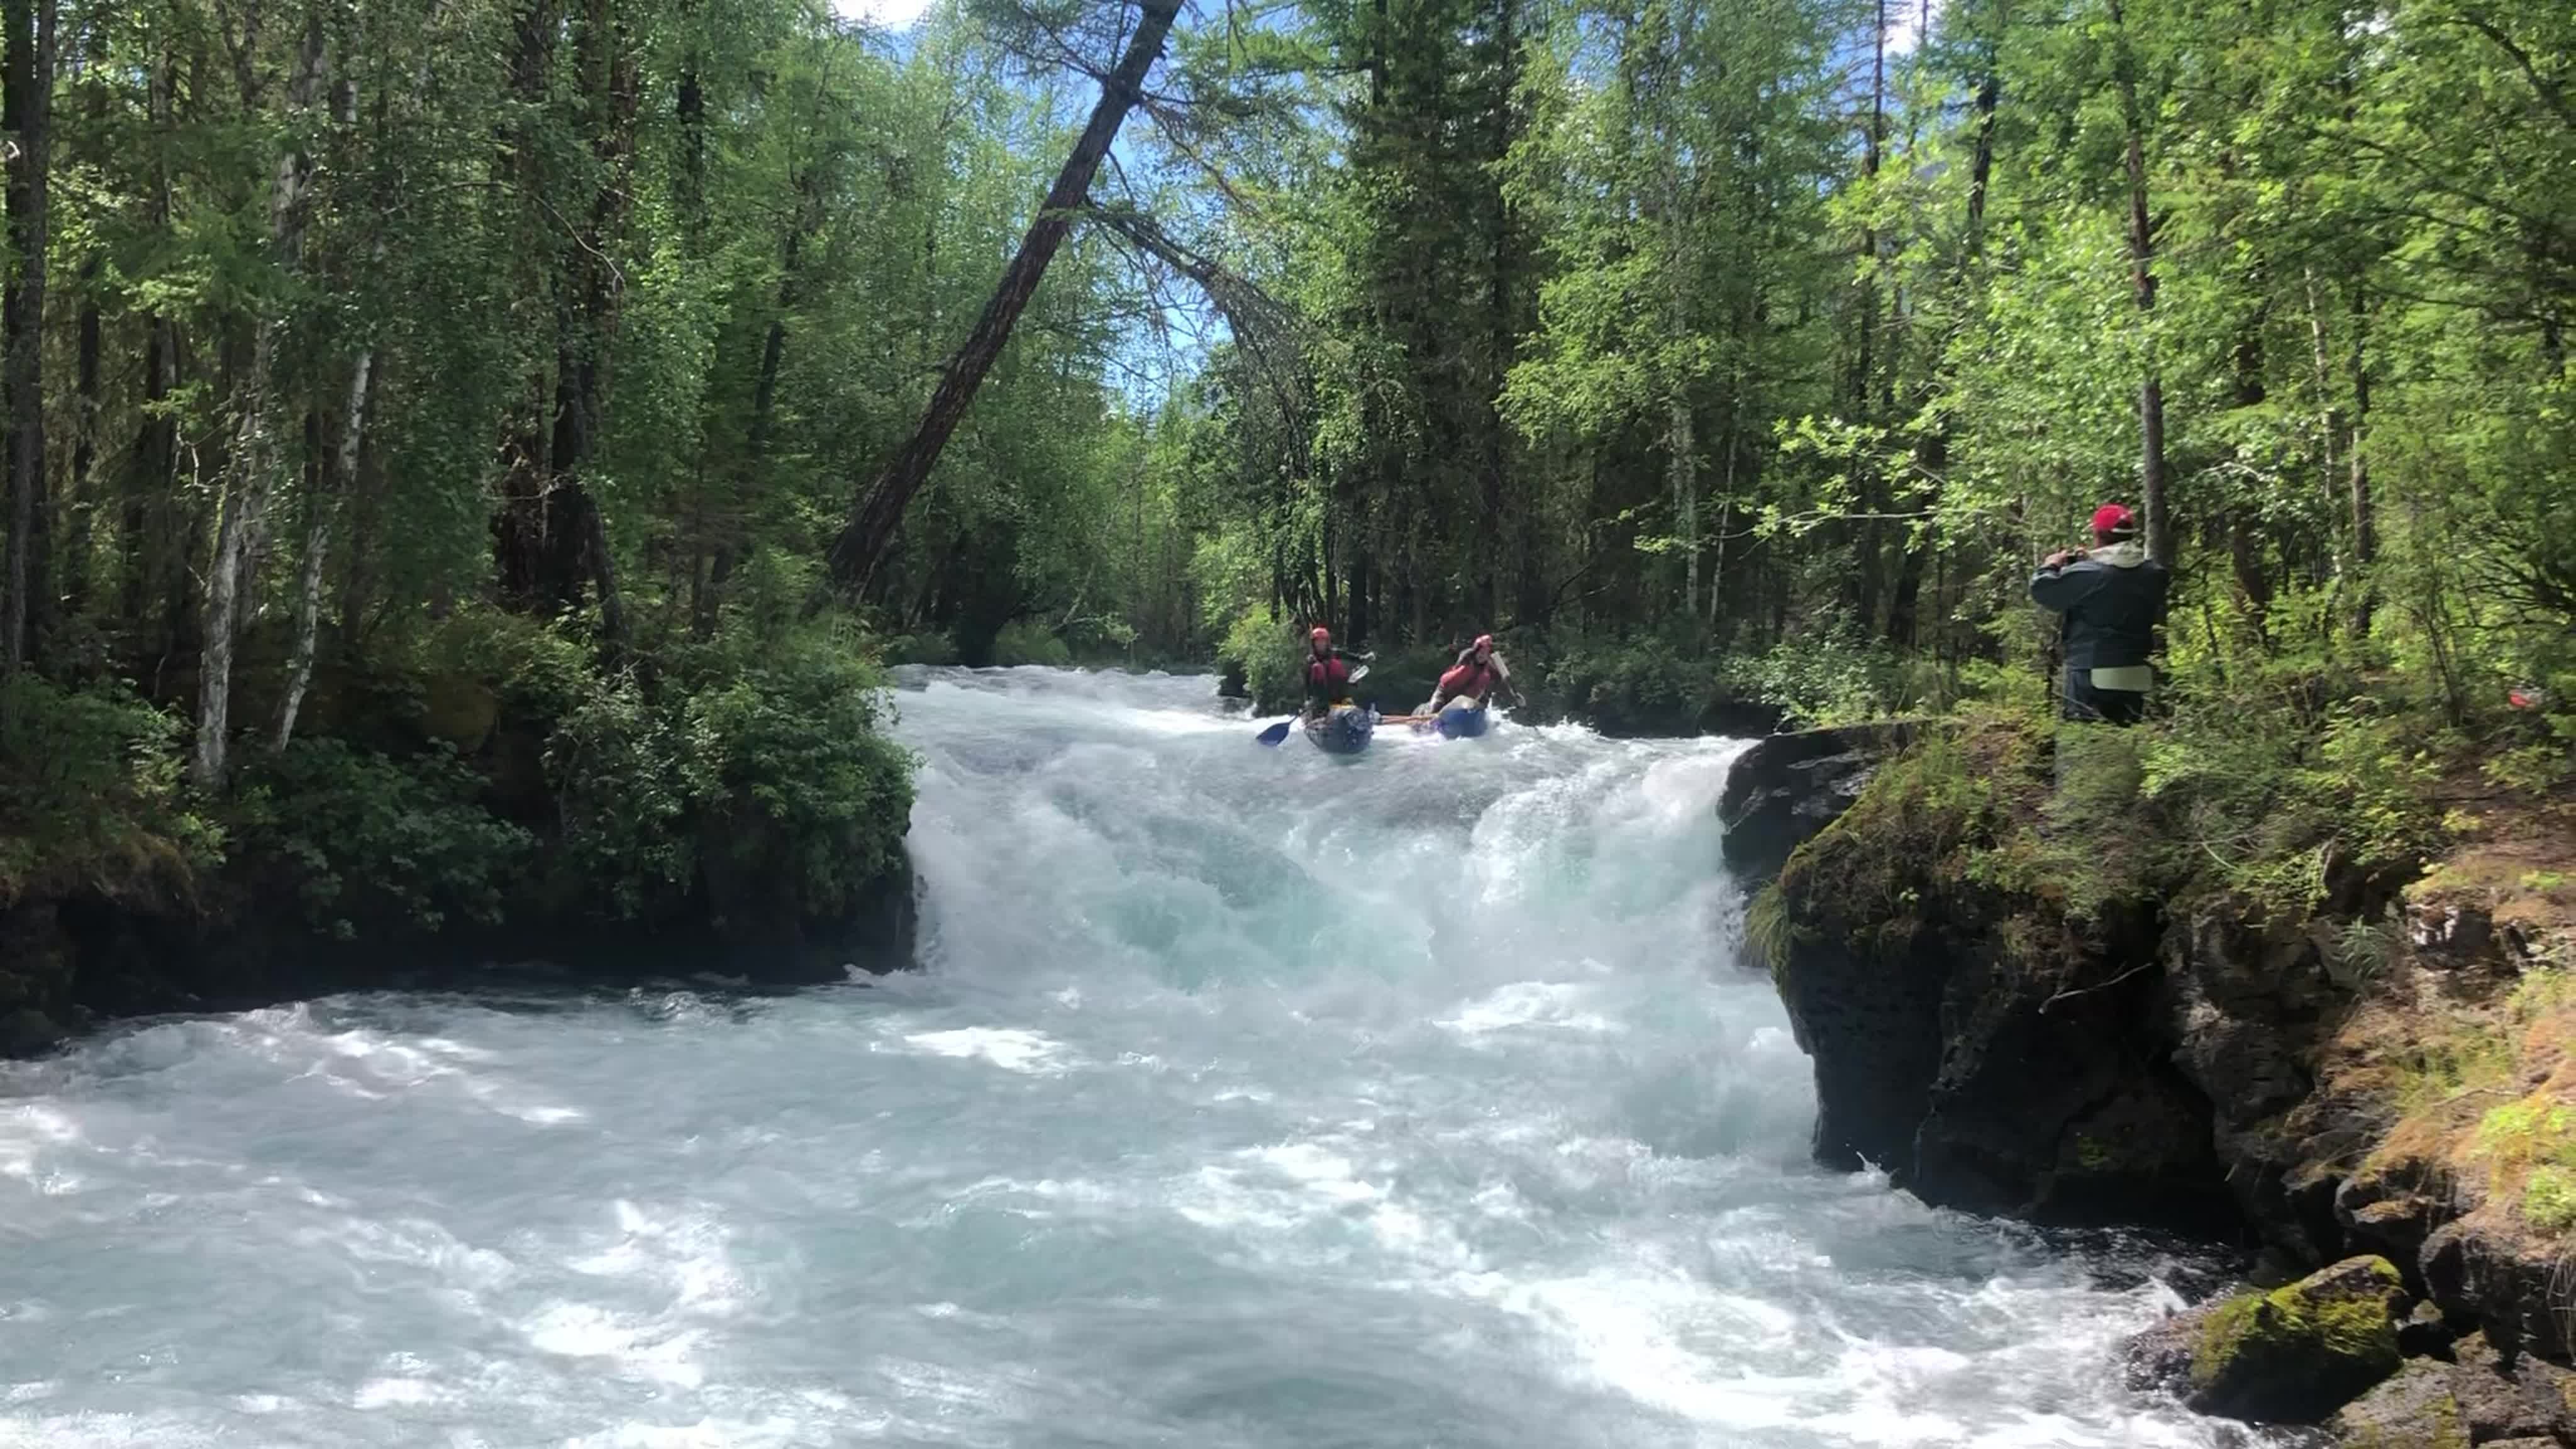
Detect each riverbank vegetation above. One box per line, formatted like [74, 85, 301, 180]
[0, 0, 2568, 1010]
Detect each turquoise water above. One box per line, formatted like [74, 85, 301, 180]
[0, 668, 2224, 1446]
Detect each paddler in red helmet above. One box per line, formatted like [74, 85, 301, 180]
[1302, 625, 1374, 722]
[1423, 633, 1514, 716]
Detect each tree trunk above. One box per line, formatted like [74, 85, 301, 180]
[1853, 0, 1883, 408]
[1668, 392, 1697, 623]
[1889, 21, 1999, 647]
[192, 6, 325, 787]
[2229, 296, 2272, 635]
[2, 0, 55, 671]
[827, 0, 1181, 593]
[2346, 285, 2375, 640]
[2109, 0, 2170, 567]
[1479, 0, 1518, 627]
[494, 0, 635, 647]
[273, 348, 369, 752]
[61, 262, 97, 621]
[121, 53, 180, 652]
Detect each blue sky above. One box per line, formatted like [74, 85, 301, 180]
[835, 0, 938, 30]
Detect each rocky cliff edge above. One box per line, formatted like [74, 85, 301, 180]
[1722, 719, 2576, 1436]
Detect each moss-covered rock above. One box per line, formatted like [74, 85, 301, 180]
[2330, 1358, 2467, 1448]
[1715, 721, 1924, 884]
[1743, 723, 2236, 1228]
[2183, 1256, 2407, 1423]
[2328, 1331, 2576, 1447]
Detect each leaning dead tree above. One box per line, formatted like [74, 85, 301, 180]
[826, 0, 1182, 594]
[1080, 199, 1311, 467]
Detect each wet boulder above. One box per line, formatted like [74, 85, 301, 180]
[2128, 1255, 2408, 1424]
[2329, 1332, 2576, 1447]
[1715, 720, 1924, 882]
[2330, 1357, 2469, 1448]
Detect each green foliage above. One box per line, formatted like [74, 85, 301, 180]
[2329, 915, 2400, 991]
[2473, 1099, 2574, 1169]
[2138, 669, 2446, 918]
[2525, 1166, 2576, 1235]
[687, 636, 916, 910]
[991, 619, 1075, 668]
[1538, 635, 1719, 736]
[547, 671, 719, 920]
[413, 608, 593, 724]
[1745, 881, 1797, 984]
[1219, 610, 1306, 715]
[2387, 1028, 2518, 1114]
[235, 741, 534, 937]
[545, 630, 913, 924]
[1721, 630, 1935, 730]
[882, 631, 962, 667]
[0, 676, 218, 906]
[1777, 732, 2004, 961]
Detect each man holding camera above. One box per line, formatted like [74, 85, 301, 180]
[2030, 502, 2168, 724]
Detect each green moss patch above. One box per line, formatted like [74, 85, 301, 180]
[2185, 1256, 2406, 1423]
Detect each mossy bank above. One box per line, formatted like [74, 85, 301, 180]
[1724, 711, 2576, 1433]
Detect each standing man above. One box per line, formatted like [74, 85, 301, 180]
[2031, 503, 2168, 724]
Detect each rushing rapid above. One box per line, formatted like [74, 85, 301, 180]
[0, 668, 2228, 1446]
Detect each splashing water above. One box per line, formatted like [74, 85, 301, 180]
[0, 668, 2226, 1446]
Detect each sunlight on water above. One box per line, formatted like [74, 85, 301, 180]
[0, 667, 2226, 1446]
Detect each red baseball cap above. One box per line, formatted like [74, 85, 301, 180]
[2091, 503, 2137, 536]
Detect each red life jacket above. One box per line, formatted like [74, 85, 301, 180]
[1308, 655, 1349, 693]
[1441, 660, 1496, 700]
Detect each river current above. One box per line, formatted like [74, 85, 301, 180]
[0, 667, 2233, 1447]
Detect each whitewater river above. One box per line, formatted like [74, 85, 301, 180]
[0, 667, 2234, 1447]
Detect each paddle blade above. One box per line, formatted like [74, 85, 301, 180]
[1257, 719, 1294, 747]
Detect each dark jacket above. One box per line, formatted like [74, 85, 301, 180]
[2029, 543, 2168, 670]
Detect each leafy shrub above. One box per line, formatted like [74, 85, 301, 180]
[1541, 635, 1716, 735]
[236, 739, 534, 936]
[2140, 669, 2444, 918]
[1219, 609, 1306, 714]
[0, 675, 217, 904]
[545, 631, 914, 923]
[1721, 628, 1932, 729]
[687, 638, 915, 911]
[547, 670, 718, 918]
[2526, 1165, 2576, 1234]
[414, 606, 591, 722]
[991, 619, 1074, 668]
[881, 630, 961, 667]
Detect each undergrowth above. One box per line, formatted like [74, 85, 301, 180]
[0, 674, 220, 907]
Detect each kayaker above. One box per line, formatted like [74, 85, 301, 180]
[2030, 503, 2168, 724]
[1424, 634, 1513, 716]
[1303, 626, 1374, 721]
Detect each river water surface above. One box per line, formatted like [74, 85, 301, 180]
[0, 667, 2230, 1446]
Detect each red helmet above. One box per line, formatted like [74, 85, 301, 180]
[1474, 634, 1494, 652]
[2090, 503, 2137, 536]
[1310, 626, 1331, 645]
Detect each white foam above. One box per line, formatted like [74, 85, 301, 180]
[521, 1303, 708, 1387]
[1439, 981, 1620, 1037]
[894, 1027, 1076, 1075]
[353, 1377, 447, 1408]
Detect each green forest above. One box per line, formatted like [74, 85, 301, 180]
[0, 0, 2568, 963]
